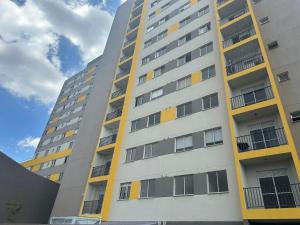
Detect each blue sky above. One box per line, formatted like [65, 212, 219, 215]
[0, 0, 125, 162]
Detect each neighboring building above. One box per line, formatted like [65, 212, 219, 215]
[0, 152, 59, 223]
[21, 0, 300, 224]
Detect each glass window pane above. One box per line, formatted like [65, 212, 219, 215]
[218, 170, 228, 192]
[176, 137, 185, 150]
[144, 144, 152, 158]
[185, 175, 194, 194]
[203, 96, 211, 109]
[175, 176, 184, 195]
[184, 135, 193, 148]
[177, 104, 184, 118]
[148, 179, 155, 197]
[214, 128, 223, 144]
[208, 172, 218, 193]
[185, 102, 192, 115]
[211, 94, 218, 107]
[140, 180, 148, 198]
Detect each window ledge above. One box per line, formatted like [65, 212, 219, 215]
[173, 194, 194, 197]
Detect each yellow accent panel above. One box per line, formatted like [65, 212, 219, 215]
[31, 164, 41, 172]
[226, 63, 266, 82]
[146, 71, 153, 81]
[77, 95, 86, 103]
[64, 130, 75, 138]
[96, 144, 115, 153]
[87, 66, 96, 75]
[190, 0, 197, 5]
[155, 8, 160, 15]
[46, 127, 55, 135]
[217, 0, 234, 10]
[50, 117, 59, 124]
[244, 208, 300, 220]
[220, 12, 251, 30]
[88, 175, 109, 183]
[104, 117, 121, 126]
[109, 94, 125, 104]
[59, 96, 67, 104]
[168, 23, 179, 34]
[114, 74, 129, 84]
[50, 173, 60, 182]
[85, 76, 94, 83]
[161, 107, 176, 123]
[22, 148, 72, 167]
[191, 71, 202, 84]
[129, 181, 140, 200]
[231, 99, 277, 116]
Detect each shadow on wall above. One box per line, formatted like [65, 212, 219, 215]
[0, 152, 59, 224]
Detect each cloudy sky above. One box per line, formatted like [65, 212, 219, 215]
[0, 0, 125, 162]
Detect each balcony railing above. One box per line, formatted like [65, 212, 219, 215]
[116, 71, 130, 80]
[217, 0, 230, 7]
[244, 184, 300, 209]
[231, 86, 274, 109]
[123, 39, 135, 48]
[226, 53, 263, 75]
[236, 128, 287, 152]
[99, 134, 117, 147]
[111, 89, 126, 99]
[91, 163, 111, 178]
[220, 7, 249, 25]
[106, 108, 122, 121]
[120, 55, 132, 63]
[82, 197, 103, 214]
[223, 27, 256, 48]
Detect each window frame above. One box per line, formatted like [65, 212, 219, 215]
[177, 102, 192, 118]
[176, 75, 191, 90]
[174, 174, 194, 196]
[202, 93, 218, 110]
[175, 134, 193, 152]
[140, 179, 155, 198]
[150, 88, 163, 100]
[131, 119, 140, 132]
[147, 112, 161, 127]
[207, 170, 228, 193]
[119, 182, 131, 200]
[138, 74, 147, 85]
[204, 127, 223, 147]
[125, 148, 136, 163]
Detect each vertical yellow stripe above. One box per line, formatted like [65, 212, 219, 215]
[129, 181, 140, 200]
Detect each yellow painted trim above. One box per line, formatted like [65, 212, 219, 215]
[85, 76, 94, 83]
[217, 0, 234, 10]
[77, 95, 86, 103]
[161, 107, 176, 123]
[109, 94, 125, 104]
[155, 8, 160, 15]
[50, 117, 59, 124]
[59, 96, 68, 104]
[168, 23, 179, 34]
[88, 175, 109, 183]
[190, 0, 197, 5]
[31, 164, 41, 172]
[126, 26, 138, 36]
[118, 55, 133, 67]
[223, 35, 258, 53]
[231, 98, 277, 116]
[129, 180, 140, 200]
[96, 144, 115, 153]
[80, 213, 102, 219]
[123, 40, 136, 50]
[50, 173, 60, 182]
[146, 71, 153, 81]
[220, 12, 251, 30]
[130, 14, 141, 23]
[226, 63, 267, 82]
[244, 208, 300, 220]
[64, 129, 75, 138]
[114, 74, 129, 84]
[104, 117, 121, 126]
[86, 66, 96, 75]
[21, 148, 72, 167]
[46, 127, 55, 135]
[191, 71, 202, 84]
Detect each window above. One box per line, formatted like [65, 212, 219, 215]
[54, 157, 66, 166]
[144, 142, 158, 158]
[176, 135, 193, 152]
[147, 25, 155, 33]
[207, 170, 228, 193]
[155, 47, 167, 58]
[179, 16, 191, 27]
[150, 88, 163, 100]
[178, 2, 190, 13]
[58, 172, 64, 182]
[151, 1, 158, 8]
[161, 2, 170, 11]
[148, 112, 161, 126]
[200, 42, 213, 56]
[177, 102, 192, 118]
[138, 74, 147, 85]
[135, 95, 145, 106]
[290, 111, 300, 123]
[140, 179, 155, 198]
[199, 23, 211, 35]
[205, 128, 223, 146]
[174, 175, 194, 196]
[145, 40, 152, 48]
[177, 53, 191, 67]
[178, 33, 191, 46]
[142, 56, 150, 65]
[119, 183, 131, 200]
[202, 93, 218, 109]
[125, 148, 136, 162]
[131, 119, 140, 132]
[149, 12, 155, 20]
[268, 41, 279, 50]
[154, 66, 165, 77]
[277, 71, 290, 83]
[198, 5, 209, 17]
[157, 30, 167, 41]
[259, 16, 269, 25]
[176, 75, 191, 90]
[159, 16, 168, 25]
[202, 65, 216, 80]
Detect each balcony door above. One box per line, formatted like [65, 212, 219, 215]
[249, 121, 279, 150]
[258, 170, 295, 208]
[241, 83, 267, 106]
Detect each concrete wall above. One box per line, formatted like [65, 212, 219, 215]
[0, 152, 59, 223]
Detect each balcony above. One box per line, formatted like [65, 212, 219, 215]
[220, 7, 249, 26]
[244, 183, 300, 209]
[116, 71, 130, 80]
[226, 53, 264, 76]
[236, 127, 287, 153]
[231, 86, 273, 110]
[120, 54, 132, 64]
[91, 163, 111, 178]
[99, 134, 117, 147]
[111, 89, 126, 100]
[82, 197, 103, 214]
[217, 0, 230, 7]
[106, 108, 122, 121]
[223, 27, 255, 48]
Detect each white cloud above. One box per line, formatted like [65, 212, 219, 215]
[0, 0, 113, 105]
[17, 136, 40, 150]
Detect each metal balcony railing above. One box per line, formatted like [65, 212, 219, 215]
[82, 197, 103, 214]
[223, 27, 256, 48]
[111, 89, 126, 99]
[220, 7, 249, 25]
[231, 86, 273, 109]
[116, 71, 130, 80]
[123, 39, 135, 48]
[106, 108, 122, 121]
[217, 0, 230, 7]
[236, 128, 287, 152]
[91, 163, 111, 178]
[120, 55, 132, 63]
[244, 184, 300, 209]
[99, 134, 117, 147]
[226, 53, 263, 75]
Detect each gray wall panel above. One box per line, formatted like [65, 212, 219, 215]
[192, 98, 203, 114]
[154, 177, 173, 197]
[194, 173, 207, 195]
[163, 81, 177, 96]
[135, 146, 144, 160]
[158, 138, 175, 156]
[192, 131, 204, 149]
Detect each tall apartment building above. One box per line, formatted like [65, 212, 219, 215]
[22, 0, 300, 224]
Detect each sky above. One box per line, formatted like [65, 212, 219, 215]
[0, 0, 126, 162]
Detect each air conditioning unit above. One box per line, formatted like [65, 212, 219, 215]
[290, 111, 300, 123]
